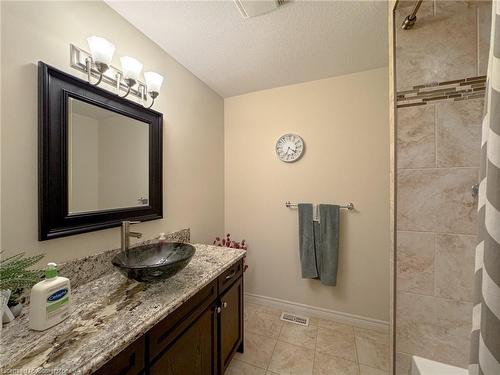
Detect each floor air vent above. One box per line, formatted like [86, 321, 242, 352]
[280, 312, 310, 326]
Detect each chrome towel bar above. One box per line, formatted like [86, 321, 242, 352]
[285, 201, 354, 210]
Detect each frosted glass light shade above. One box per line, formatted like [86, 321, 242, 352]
[120, 56, 143, 80]
[86, 36, 115, 65]
[144, 72, 164, 93]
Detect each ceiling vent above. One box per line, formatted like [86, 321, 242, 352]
[233, 0, 287, 18]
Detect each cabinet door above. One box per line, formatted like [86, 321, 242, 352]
[148, 280, 217, 361]
[150, 306, 218, 375]
[93, 336, 145, 375]
[219, 277, 243, 372]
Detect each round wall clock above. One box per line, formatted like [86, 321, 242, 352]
[275, 133, 304, 163]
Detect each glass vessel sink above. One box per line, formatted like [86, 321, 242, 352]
[112, 242, 196, 282]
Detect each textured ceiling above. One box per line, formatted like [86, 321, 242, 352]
[106, 1, 388, 97]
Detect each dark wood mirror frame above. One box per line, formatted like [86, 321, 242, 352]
[38, 62, 163, 241]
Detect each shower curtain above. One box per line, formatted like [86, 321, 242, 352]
[469, 1, 500, 375]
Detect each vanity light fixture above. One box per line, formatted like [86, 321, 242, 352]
[69, 38, 163, 109]
[143, 72, 164, 109]
[118, 56, 143, 98]
[86, 36, 115, 86]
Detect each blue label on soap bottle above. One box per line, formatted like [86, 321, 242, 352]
[47, 288, 68, 302]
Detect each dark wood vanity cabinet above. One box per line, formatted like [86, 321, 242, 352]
[150, 306, 218, 375]
[94, 259, 244, 375]
[149, 261, 244, 375]
[93, 336, 145, 375]
[219, 277, 243, 373]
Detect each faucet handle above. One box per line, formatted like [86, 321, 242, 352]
[122, 220, 141, 226]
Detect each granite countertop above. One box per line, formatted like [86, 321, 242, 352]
[0, 244, 245, 374]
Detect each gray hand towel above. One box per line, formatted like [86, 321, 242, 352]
[298, 203, 320, 279]
[318, 204, 340, 286]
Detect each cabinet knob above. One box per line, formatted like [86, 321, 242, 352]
[222, 301, 228, 309]
[216, 306, 222, 314]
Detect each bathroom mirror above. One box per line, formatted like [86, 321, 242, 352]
[68, 98, 150, 214]
[38, 62, 163, 240]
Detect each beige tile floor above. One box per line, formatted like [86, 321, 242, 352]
[227, 302, 389, 375]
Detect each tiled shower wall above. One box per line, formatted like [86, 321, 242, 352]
[395, 1, 491, 373]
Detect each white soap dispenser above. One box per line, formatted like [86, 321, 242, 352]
[158, 232, 167, 243]
[29, 262, 71, 331]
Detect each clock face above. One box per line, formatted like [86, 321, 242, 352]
[275, 133, 304, 163]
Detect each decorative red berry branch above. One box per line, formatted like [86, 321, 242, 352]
[213, 233, 248, 272]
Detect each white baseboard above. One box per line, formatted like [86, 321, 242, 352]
[245, 292, 389, 332]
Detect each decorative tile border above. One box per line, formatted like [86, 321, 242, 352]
[397, 76, 486, 108]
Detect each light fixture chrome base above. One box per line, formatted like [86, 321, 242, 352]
[401, 15, 417, 30]
[85, 58, 108, 86]
[142, 90, 159, 109]
[94, 62, 109, 74]
[124, 77, 137, 88]
[70, 44, 147, 102]
[117, 76, 138, 98]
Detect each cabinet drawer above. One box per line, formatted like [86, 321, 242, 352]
[218, 260, 243, 294]
[148, 279, 217, 361]
[93, 335, 145, 375]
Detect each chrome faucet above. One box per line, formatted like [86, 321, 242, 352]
[121, 221, 142, 254]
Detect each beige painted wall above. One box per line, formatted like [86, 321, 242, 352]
[225, 68, 390, 321]
[1, 1, 224, 262]
[0, 1, 3, 249]
[388, 1, 397, 373]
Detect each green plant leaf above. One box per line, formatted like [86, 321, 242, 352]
[0, 252, 45, 293]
